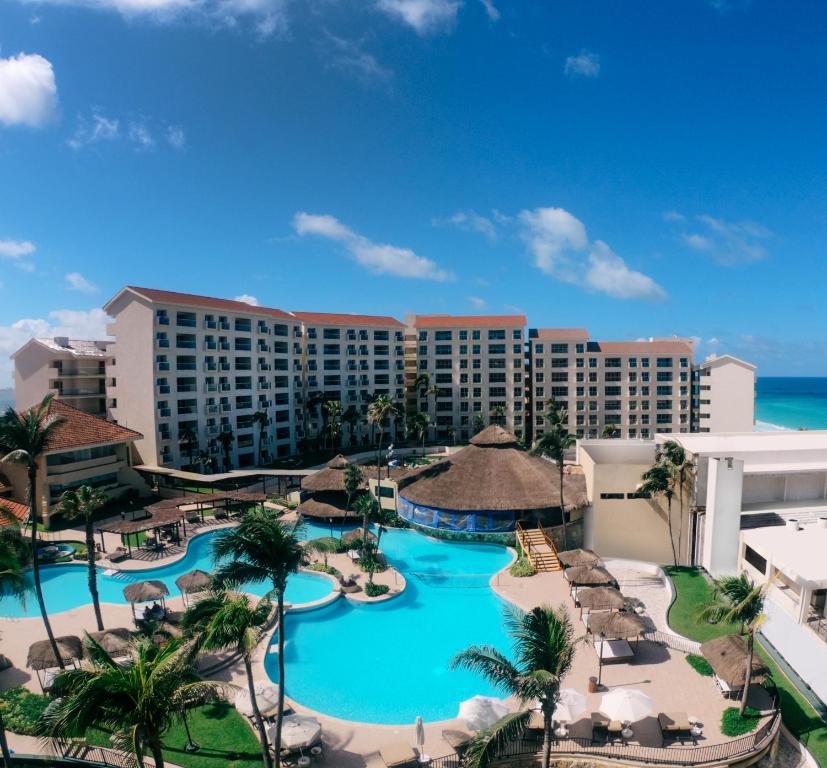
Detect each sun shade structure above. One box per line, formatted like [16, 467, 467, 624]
[586, 611, 647, 639]
[700, 635, 769, 688]
[553, 689, 587, 722]
[396, 426, 588, 533]
[235, 681, 281, 718]
[273, 714, 322, 750]
[27, 636, 83, 670]
[86, 628, 133, 657]
[299, 455, 366, 520]
[599, 689, 653, 723]
[176, 569, 212, 594]
[457, 695, 509, 731]
[564, 565, 616, 587]
[558, 548, 602, 568]
[123, 580, 170, 604]
[577, 587, 626, 612]
[342, 528, 377, 544]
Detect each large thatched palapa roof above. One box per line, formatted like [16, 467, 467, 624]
[27, 636, 83, 670]
[700, 635, 768, 688]
[298, 493, 358, 519]
[301, 455, 367, 494]
[397, 426, 587, 512]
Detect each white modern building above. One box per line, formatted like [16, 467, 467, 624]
[692, 354, 757, 433]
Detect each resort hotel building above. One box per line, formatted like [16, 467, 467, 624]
[11, 285, 756, 472]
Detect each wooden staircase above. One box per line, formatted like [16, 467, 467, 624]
[516, 523, 562, 572]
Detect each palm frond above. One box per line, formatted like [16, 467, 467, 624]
[450, 646, 521, 695]
[462, 711, 531, 768]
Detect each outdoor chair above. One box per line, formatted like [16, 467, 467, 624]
[379, 741, 418, 768]
[658, 713, 693, 745]
[109, 547, 128, 562]
[591, 712, 610, 743]
[214, 509, 228, 520]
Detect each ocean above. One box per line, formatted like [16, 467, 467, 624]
[755, 377, 827, 431]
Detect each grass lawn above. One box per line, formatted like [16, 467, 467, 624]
[666, 566, 827, 767]
[85, 701, 263, 768]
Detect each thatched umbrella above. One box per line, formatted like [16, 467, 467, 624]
[124, 580, 170, 620]
[558, 548, 602, 568]
[87, 628, 133, 657]
[586, 611, 646, 639]
[577, 587, 625, 613]
[27, 636, 83, 691]
[564, 566, 616, 591]
[700, 635, 768, 689]
[176, 569, 212, 605]
[342, 529, 377, 545]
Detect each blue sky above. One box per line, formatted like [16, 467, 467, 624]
[1, 0, 827, 385]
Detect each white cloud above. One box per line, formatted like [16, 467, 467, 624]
[67, 111, 119, 150]
[166, 125, 186, 149]
[64, 272, 98, 293]
[671, 212, 771, 264]
[234, 294, 259, 306]
[0, 308, 111, 386]
[376, 0, 461, 34]
[468, 295, 486, 308]
[0, 53, 58, 128]
[320, 33, 392, 84]
[436, 210, 497, 241]
[294, 212, 453, 281]
[564, 49, 600, 78]
[478, 0, 499, 21]
[128, 121, 155, 150]
[0, 238, 36, 271]
[518, 206, 666, 301]
[662, 210, 685, 223]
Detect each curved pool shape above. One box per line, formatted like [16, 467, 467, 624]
[2, 529, 334, 619]
[266, 525, 514, 724]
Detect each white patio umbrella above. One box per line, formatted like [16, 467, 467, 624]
[599, 689, 653, 724]
[271, 714, 322, 750]
[553, 689, 587, 723]
[235, 681, 281, 718]
[457, 696, 509, 731]
[415, 716, 425, 750]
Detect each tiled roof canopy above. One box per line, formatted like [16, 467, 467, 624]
[123, 287, 296, 320]
[34, 400, 143, 452]
[413, 314, 527, 328]
[291, 311, 404, 328]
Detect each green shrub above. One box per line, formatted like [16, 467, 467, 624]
[721, 706, 761, 737]
[358, 554, 387, 574]
[0, 686, 51, 735]
[364, 583, 390, 597]
[686, 654, 714, 676]
[509, 557, 535, 578]
[307, 562, 342, 579]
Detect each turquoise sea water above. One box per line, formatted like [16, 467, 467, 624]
[265, 525, 514, 724]
[755, 377, 827, 430]
[1, 528, 334, 619]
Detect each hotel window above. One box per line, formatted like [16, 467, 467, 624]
[489, 372, 506, 383]
[490, 358, 506, 369]
[656, 413, 672, 424]
[744, 546, 767, 575]
[435, 344, 452, 355]
[418, 331, 428, 341]
[576, 386, 584, 396]
[575, 343, 585, 353]
[488, 330, 506, 340]
[641, 372, 650, 382]
[551, 372, 568, 382]
[629, 372, 637, 382]
[460, 373, 468, 383]
[473, 359, 481, 370]
[605, 386, 621, 396]
[459, 344, 468, 355]
[472, 330, 480, 340]
[605, 357, 621, 368]
[641, 358, 650, 368]
[489, 387, 506, 397]
[605, 400, 621, 411]
[459, 360, 468, 369]
[472, 344, 481, 354]
[657, 371, 673, 382]
[459, 330, 468, 340]
[435, 331, 452, 341]
[513, 344, 522, 354]
[656, 357, 673, 368]
[473, 402, 482, 412]
[680, 357, 689, 368]
[513, 372, 522, 383]
[657, 386, 672, 396]
[588, 358, 597, 368]
[512, 329, 522, 339]
[535, 372, 544, 383]
[535, 344, 544, 354]
[551, 358, 569, 368]
[551, 343, 569, 354]
[600, 493, 625, 500]
[535, 358, 545, 368]
[576, 358, 584, 368]
[628, 357, 637, 368]
[605, 371, 621, 382]
[551, 386, 568, 398]
[535, 386, 545, 397]
[489, 344, 506, 354]
[576, 373, 585, 383]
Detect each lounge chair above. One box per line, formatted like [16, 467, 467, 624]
[109, 547, 129, 562]
[441, 729, 474, 755]
[658, 712, 693, 745]
[186, 512, 201, 524]
[591, 712, 610, 743]
[379, 742, 418, 768]
[214, 509, 228, 521]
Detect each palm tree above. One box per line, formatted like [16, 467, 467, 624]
[182, 589, 273, 768]
[531, 403, 576, 547]
[660, 440, 692, 561]
[472, 413, 485, 435]
[305, 537, 338, 569]
[342, 406, 360, 448]
[446, 425, 456, 446]
[0, 394, 66, 669]
[252, 410, 269, 465]
[343, 463, 364, 512]
[367, 394, 398, 541]
[697, 575, 767, 716]
[601, 424, 618, 439]
[218, 429, 235, 472]
[211, 510, 305, 768]
[352, 492, 376, 556]
[59, 485, 108, 631]
[451, 605, 577, 768]
[490, 405, 506, 427]
[303, 391, 326, 449]
[371, 503, 397, 553]
[178, 423, 199, 467]
[195, 449, 213, 474]
[37, 636, 221, 768]
[638, 460, 677, 567]
[0, 508, 31, 768]
[323, 400, 343, 451]
[410, 411, 430, 457]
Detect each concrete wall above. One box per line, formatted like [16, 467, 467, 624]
[13, 341, 55, 410]
[697, 358, 755, 432]
[702, 457, 744, 576]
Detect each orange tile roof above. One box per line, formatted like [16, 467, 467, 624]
[0, 498, 29, 523]
[31, 400, 144, 452]
[414, 314, 527, 328]
[532, 328, 590, 342]
[595, 339, 694, 354]
[122, 287, 296, 320]
[291, 311, 404, 328]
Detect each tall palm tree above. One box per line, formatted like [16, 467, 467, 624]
[367, 394, 398, 541]
[472, 413, 485, 435]
[490, 405, 506, 427]
[410, 411, 430, 457]
[195, 449, 213, 474]
[218, 429, 235, 472]
[0, 508, 31, 768]
[252, 410, 269, 465]
[452, 605, 578, 768]
[343, 463, 364, 512]
[698, 574, 767, 715]
[59, 485, 108, 631]
[660, 440, 692, 561]
[352, 492, 376, 556]
[531, 403, 576, 547]
[342, 406, 360, 448]
[638, 460, 678, 567]
[323, 400, 343, 451]
[37, 636, 221, 768]
[211, 511, 305, 768]
[303, 391, 326, 450]
[601, 424, 618, 439]
[182, 589, 273, 768]
[178, 423, 198, 467]
[0, 394, 66, 668]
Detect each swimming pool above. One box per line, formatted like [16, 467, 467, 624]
[1, 529, 334, 619]
[265, 525, 515, 724]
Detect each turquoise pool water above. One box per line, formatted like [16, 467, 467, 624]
[265, 524, 514, 724]
[1, 529, 334, 619]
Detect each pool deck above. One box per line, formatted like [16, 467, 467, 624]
[2, 537, 774, 768]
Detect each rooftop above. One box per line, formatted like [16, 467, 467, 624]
[290, 311, 404, 328]
[591, 338, 694, 354]
[743, 523, 827, 588]
[33, 400, 143, 452]
[529, 328, 590, 342]
[107, 287, 296, 320]
[36, 338, 109, 357]
[412, 314, 527, 328]
[662, 430, 827, 459]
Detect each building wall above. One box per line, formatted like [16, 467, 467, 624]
[694, 358, 756, 432]
[13, 342, 56, 411]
